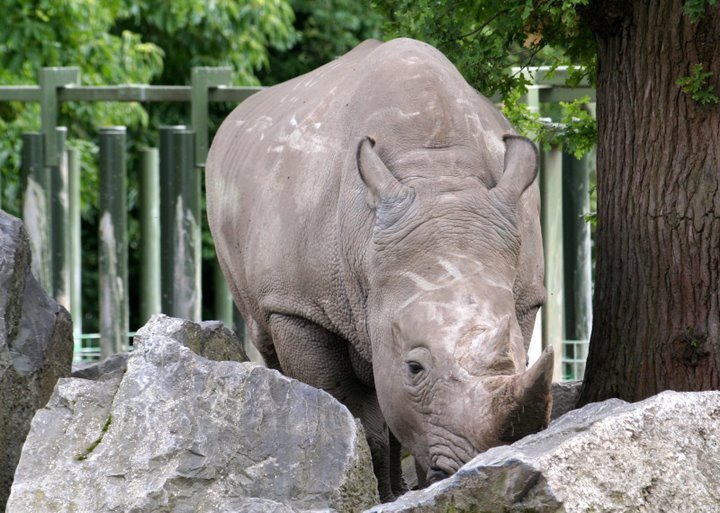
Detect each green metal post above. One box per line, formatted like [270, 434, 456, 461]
[98, 126, 128, 357]
[39, 67, 80, 166]
[159, 125, 184, 315]
[159, 126, 201, 320]
[540, 145, 565, 381]
[562, 150, 594, 380]
[140, 147, 161, 323]
[20, 132, 52, 293]
[50, 127, 70, 309]
[191, 67, 232, 167]
[67, 146, 82, 343]
[173, 128, 201, 320]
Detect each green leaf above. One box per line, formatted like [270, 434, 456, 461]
[676, 63, 719, 105]
[683, 0, 719, 22]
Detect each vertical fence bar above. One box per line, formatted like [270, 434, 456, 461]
[159, 126, 202, 320]
[191, 67, 232, 167]
[98, 126, 128, 357]
[562, 151, 593, 379]
[540, 145, 565, 381]
[67, 146, 82, 344]
[50, 127, 70, 309]
[140, 147, 161, 323]
[20, 132, 52, 292]
[159, 125, 184, 315]
[172, 128, 201, 321]
[39, 67, 80, 166]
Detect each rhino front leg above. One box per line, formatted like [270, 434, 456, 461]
[268, 313, 394, 501]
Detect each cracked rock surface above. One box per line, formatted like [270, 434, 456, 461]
[0, 211, 73, 511]
[368, 390, 720, 513]
[7, 331, 378, 512]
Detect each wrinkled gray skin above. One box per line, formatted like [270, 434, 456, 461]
[206, 38, 553, 501]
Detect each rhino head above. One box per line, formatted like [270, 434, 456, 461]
[357, 134, 552, 485]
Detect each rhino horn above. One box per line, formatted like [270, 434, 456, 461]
[357, 136, 412, 209]
[495, 134, 538, 203]
[497, 346, 554, 443]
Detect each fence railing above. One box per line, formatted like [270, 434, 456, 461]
[0, 66, 595, 380]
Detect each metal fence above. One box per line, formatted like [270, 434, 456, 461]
[0, 66, 595, 380]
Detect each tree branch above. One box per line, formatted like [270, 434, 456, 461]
[454, 7, 513, 41]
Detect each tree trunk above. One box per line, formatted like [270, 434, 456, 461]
[578, 0, 720, 405]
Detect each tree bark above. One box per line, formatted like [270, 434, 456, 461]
[578, 0, 720, 404]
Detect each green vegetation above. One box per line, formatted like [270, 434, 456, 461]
[683, 0, 719, 21]
[676, 64, 719, 105]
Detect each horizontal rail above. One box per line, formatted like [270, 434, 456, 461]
[0, 84, 594, 103]
[74, 332, 137, 340]
[0, 85, 263, 103]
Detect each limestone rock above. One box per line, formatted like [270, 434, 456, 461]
[367, 391, 720, 513]
[133, 314, 248, 363]
[7, 334, 378, 512]
[551, 380, 582, 420]
[0, 211, 73, 510]
[70, 315, 248, 381]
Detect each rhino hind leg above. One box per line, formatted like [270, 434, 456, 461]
[268, 313, 395, 501]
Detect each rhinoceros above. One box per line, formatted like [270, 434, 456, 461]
[206, 38, 553, 500]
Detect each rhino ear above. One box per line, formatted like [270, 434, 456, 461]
[357, 136, 410, 209]
[494, 135, 538, 203]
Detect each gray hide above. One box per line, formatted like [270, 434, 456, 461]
[206, 38, 552, 501]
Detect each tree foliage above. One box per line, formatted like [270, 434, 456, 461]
[115, 0, 297, 86]
[0, 1, 163, 213]
[374, 0, 595, 93]
[0, 0, 297, 212]
[0, 0, 298, 332]
[260, 0, 384, 85]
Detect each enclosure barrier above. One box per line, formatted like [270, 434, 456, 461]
[0, 67, 594, 379]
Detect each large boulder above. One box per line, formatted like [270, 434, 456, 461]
[367, 390, 720, 512]
[0, 211, 73, 510]
[7, 331, 379, 512]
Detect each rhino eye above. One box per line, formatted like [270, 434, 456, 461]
[407, 361, 424, 375]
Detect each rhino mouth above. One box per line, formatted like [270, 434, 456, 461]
[426, 437, 476, 484]
[425, 424, 480, 484]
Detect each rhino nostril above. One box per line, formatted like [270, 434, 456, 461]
[427, 466, 450, 484]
